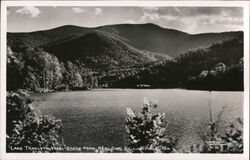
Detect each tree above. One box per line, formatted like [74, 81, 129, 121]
[86, 73, 94, 89]
[7, 47, 25, 90]
[22, 49, 63, 91]
[33, 50, 62, 90]
[44, 54, 63, 89]
[63, 61, 83, 89]
[72, 72, 83, 88]
[194, 104, 243, 153]
[196, 117, 243, 153]
[7, 90, 63, 152]
[126, 98, 177, 153]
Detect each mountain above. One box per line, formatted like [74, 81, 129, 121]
[99, 23, 242, 57]
[7, 23, 243, 57]
[7, 23, 243, 91]
[111, 36, 243, 90]
[98, 23, 241, 57]
[42, 30, 171, 70]
[7, 25, 91, 51]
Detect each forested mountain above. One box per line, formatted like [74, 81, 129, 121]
[8, 23, 242, 57]
[42, 30, 171, 70]
[112, 36, 243, 91]
[98, 23, 242, 57]
[7, 25, 91, 51]
[7, 23, 243, 91]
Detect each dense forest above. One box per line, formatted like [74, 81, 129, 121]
[7, 24, 244, 92]
[7, 46, 99, 91]
[111, 36, 244, 90]
[7, 31, 169, 91]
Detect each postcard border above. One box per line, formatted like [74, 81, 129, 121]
[1, 1, 249, 160]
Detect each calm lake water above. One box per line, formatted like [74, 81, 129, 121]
[31, 89, 243, 152]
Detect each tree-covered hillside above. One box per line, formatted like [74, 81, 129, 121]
[99, 23, 242, 57]
[7, 23, 243, 92]
[43, 30, 170, 70]
[7, 30, 170, 92]
[7, 25, 91, 51]
[8, 23, 242, 57]
[112, 36, 243, 91]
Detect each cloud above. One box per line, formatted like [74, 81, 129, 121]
[94, 8, 102, 15]
[16, 6, 41, 18]
[183, 15, 243, 33]
[72, 7, 102, 16]
[72, 7, 86, 13]
[161, 15, 178, 21]
[140, 13, 160, 21]
[124, 20, 136, 24]
[156, 7, 242, 18]
[137, 7, 243, 33]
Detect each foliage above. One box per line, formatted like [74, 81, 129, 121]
[7, 47, 25, 90]
[7, 47, 63, 91]
[198, 117, 243, 153]
[186, 59, 243, 91]
[7, 25, 243, 92]
[126, 98, 177, 153]
[113, 37, 243, 91]
[8, 24, 242, 58]
[44, 30, 168, 71]
[7, 46, 99, 92]
[6, 90, 63, 152]
[62, 61, 83, 89]
[24, 48, 63, 91]
[60, 61, 98, 90]
[192, 103, 243, 153]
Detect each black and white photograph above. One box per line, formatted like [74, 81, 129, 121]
[0, 1, 249, 160]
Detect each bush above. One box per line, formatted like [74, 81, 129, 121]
[7, 90, 63, 152]
[199, 117, 243, 153]
[126, 97, 177, 153]
[194, 104, 243, 153]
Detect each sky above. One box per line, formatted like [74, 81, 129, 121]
[7, 6, 243, 34]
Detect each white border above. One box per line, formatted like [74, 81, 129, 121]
[1, 1, 249, 160]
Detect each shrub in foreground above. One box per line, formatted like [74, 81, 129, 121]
[126, 97, 177, 153]
[199, 117, 243, 153]
[7, 90, 63, 152]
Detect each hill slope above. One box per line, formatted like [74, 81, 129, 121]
[112, 37, 243, 90]
[7, 25, 91, 51]
[43, 30, 171, 70]
[99, 23, 242, 57]
[8, 23, 243, 57]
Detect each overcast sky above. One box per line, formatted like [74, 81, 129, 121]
[7, 6, 243, 34]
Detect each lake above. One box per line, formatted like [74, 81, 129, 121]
[31, 89, 243, 152]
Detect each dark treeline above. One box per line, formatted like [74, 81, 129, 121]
[7, 30, 169, 92]
[111, 36, 244, 91]
[7, 35, 243, 92]
[7, 45, 160, 92]
[7, 46, 154, 92]
[7, 46, 98, 92]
